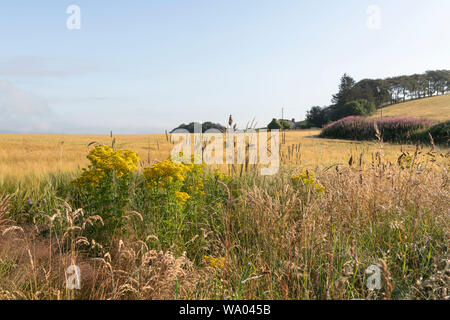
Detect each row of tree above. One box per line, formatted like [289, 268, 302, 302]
[171, 121, 226, 133]
[305, 70, 450, 127]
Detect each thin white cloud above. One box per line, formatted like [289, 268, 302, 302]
[0, 80, 155, 134]
[0, 80, 54, 132]
[0, 56, 113, 78]
[0, 80, 50, 115]
[47, 96, 127, 104]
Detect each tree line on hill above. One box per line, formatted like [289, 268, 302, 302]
[305, 70, 450, 128]
[170, 70, 450, 132]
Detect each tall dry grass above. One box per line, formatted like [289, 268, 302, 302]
[0, 140, 448, 300]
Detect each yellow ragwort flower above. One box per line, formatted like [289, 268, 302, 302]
[204, 255, 226, 269]
[143, 159, 191, 188]
[174, 191, 190, 205]
[74, 145, 139, 187]
[291, 171, 325, 193]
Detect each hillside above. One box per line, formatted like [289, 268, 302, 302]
[371, 94, 450, 121]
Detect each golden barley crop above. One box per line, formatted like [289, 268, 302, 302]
[0, 131, 428, 180]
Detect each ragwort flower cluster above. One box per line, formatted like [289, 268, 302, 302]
[204, 255, 226, 269]
[144, 160, 191, 188]
[74, 145, 139, 187]
[291, 171, 325, 193]
[143, 158, 205, 206]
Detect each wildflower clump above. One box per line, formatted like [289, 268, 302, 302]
[144, 158, 205, 206]
[204, 255, 226, 269]
[291, 171, 325, 193]
[74, 145, 139, 187]
[144, 159, 191, 189]
[398, 154, 414, 169]
[143, 157, 205, 244]
[184, 161, 205, 195]
[174, 192, 190, 205]
[71, 145, 140, 240]
[213, 169, 230, 182]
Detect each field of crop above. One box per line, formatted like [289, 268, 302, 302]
[0, 129, 449, 300]
[371, 94, 450, 121]
[0, 131, 425, 180]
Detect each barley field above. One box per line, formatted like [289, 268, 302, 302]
[0, 130, 448, 300]
[371, 94, 450, 121]
[0, 131, 424, 180]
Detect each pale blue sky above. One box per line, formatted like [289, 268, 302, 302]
[1, 0, 449, 133]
